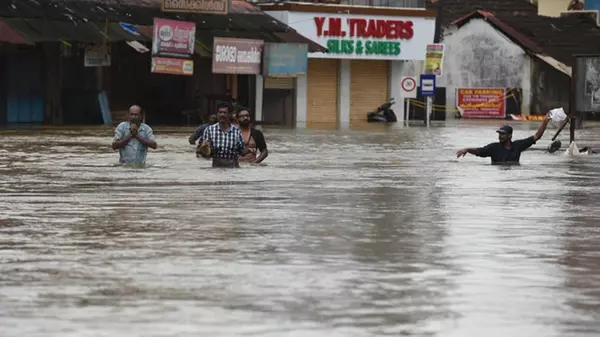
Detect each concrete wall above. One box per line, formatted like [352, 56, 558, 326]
[439, 19, 531, 118]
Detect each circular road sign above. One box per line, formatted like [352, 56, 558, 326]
[401, 77, 416, 93]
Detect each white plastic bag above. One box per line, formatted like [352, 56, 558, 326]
[548, 107, 567, 126]
[565, 141, 591, 156]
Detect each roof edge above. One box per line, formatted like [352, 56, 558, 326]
[450, 10, 544, 55]
[259, 2, 437, 18]
[534, 53, 572, 77]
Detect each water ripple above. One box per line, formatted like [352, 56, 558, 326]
[2, 122, 600, 336]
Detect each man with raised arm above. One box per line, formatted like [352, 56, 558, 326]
[456, 115, 551, 164]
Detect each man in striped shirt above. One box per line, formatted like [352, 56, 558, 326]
[201, 102, 247, 168]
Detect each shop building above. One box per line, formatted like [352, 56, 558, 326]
[428, 0, 600, 119]
[0, 0, 323, 126]
[259, 2, 436, 128]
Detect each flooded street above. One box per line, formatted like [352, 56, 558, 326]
[2, 121, 600, 337]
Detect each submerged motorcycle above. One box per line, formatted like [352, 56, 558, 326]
[367, 98, 397, 123]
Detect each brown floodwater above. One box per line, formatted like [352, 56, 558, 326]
[2, 120, 600, 337]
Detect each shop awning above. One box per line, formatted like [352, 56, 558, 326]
[0, 0, 327, 52]
[0, 18, 151, 44]
[0, 18, 33, 44]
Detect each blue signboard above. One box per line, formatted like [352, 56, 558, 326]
[262, 43, 308, 78]
[420, 74, 436, 96]
[585, 0, 600, 24]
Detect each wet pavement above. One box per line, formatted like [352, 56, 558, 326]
[1, 120, 600, 337]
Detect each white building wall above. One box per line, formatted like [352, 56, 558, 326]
[439, 19, 529, 118]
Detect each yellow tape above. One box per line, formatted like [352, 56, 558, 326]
[407, 93, 516, 113]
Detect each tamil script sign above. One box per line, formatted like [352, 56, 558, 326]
[262, 43, 308, 77]
[152, 18, 196, 58]
[212, 37, 264, 74]
[162, 0, 229, 15]
[457, 88, 506, 118]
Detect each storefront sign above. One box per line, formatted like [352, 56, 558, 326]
[212, 37, 264, 74]
[152, 18, 196, 58]
[84, 45, 111, 67]
[151, 57, 194, 76]
[162, 0, 230, 15]
[262, 43, 308, 77]
[424, 44, 444, 76]
[266, 12, 435, 60]
[457, 88, 506, 118]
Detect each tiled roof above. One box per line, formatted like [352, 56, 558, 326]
[452, 9, 600, 67]
[0, 0, 326, 51]
[426, 0, 538, 26]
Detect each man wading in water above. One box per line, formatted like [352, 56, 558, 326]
[189, 111, 217, 158]
[112, 105, 157, 166]
[237, 108, 268, 164]
[200, 103, 247, 168]
[456, 114, 551, 164]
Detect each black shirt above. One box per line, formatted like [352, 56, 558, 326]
[476, 136, 536, 164]
[249, 128, 267, 151]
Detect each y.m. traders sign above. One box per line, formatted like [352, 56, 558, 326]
[278, 12, 436, 60]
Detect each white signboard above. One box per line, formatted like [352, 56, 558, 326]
[401, 76, 417, 98]
[422, 78, 434, 92]
[265, 11, 435, 60]
[84, 46, 111, 67]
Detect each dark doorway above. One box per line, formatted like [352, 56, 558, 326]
[262, 89, 294, 126]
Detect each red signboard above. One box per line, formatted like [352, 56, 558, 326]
[152, 18, 196, 58]
[457, 88, 506, 118]
[151, 57, 194, 76]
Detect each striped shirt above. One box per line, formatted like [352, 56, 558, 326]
[202, 123, 245, 160]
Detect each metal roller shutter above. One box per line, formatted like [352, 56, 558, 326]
[307, 59, 339, 124]
[264, 77, 295, 89]
[350, 60, 389, 123]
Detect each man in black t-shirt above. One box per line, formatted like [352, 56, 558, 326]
[237, 108, 269, 164]
[456, 114, 551, 164]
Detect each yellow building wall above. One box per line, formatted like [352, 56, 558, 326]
[537, 0, 572, 17]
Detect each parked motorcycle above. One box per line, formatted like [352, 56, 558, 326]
[367, 98, 397, 123]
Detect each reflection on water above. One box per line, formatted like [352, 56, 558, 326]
[2, 121, 600, 336]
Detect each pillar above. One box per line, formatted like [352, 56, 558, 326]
[389, 60, 404, 122]
[295, 74, 307, 128]
[338, 59, 350, 128]
[255, 74, 264, 122]
[521, 56, 533, 115]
